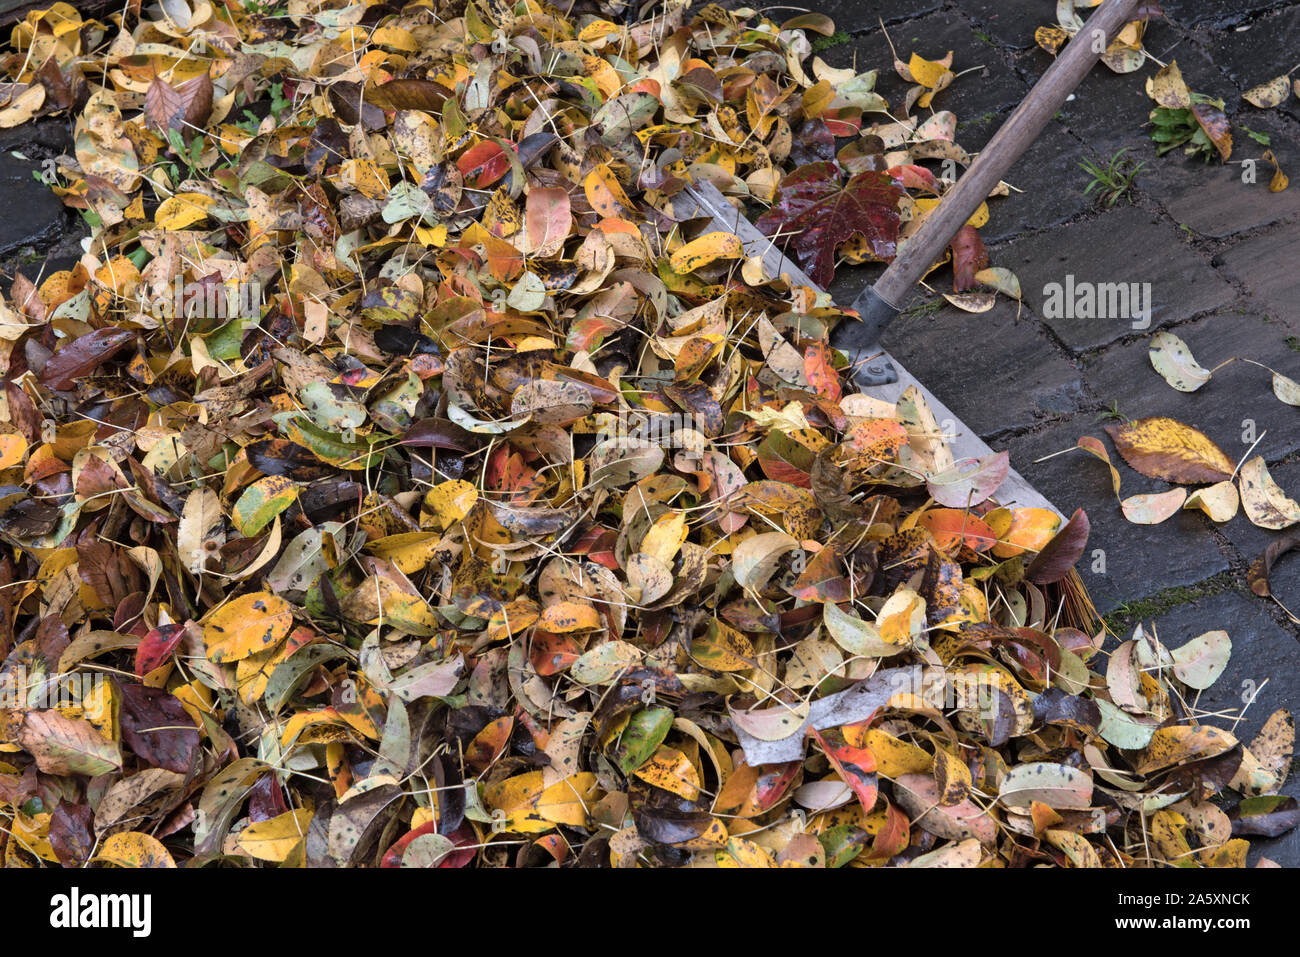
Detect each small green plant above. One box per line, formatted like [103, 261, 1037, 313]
[1079, 148, 1146, 207]
[1240, 125, 1271, 146]
[1149, 93, 1230, 162]
[810, 30, 850, 53]
[233, 109, 263, 135]
[269, 81, 292, 121]
[166, 128, 205, 183]
[1097, 400, 1127, 423]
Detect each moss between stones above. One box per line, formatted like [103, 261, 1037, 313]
[810, 30, 851, 53]
[1102, 571, 1241, 634]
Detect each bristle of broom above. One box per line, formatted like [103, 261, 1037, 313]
[1055, 567, 1104, 636]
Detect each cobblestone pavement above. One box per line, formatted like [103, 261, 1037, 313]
[2, 0, 1298, 863]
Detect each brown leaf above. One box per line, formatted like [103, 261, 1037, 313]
[40, 327, 136, 391]
[145, 72, 213, 141]
[1025, 508, 1090, 584]
[1104, 417, 1234, 484]
[1248, 528, 1300, 596]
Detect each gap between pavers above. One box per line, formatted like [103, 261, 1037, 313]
[994, 205, 1238, 353]
[1215, 228, 1300, 332]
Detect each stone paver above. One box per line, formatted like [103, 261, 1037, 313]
[1162, 0, 1297, 28]
[1003, 417, 1232, 617]
[1204, 6, 1300, 123]
[879, 299, 1084, 439]
[1048, 46, 1233, 154]
[952, 0, 1046, 50]
[0, 149, 65, 257]
[805, 0, 943, 30]
[994, 206, 1237, 352]
[1216, 229, 1300, 331]
[971, 117, 1095, 243]
[1083, 311, 1300, 461]
[1142, 119, 1300, 241]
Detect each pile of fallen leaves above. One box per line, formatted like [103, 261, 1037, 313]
[0, 0, 1292, 869]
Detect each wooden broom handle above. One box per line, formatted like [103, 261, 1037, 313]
[872, 0, 1147, 307]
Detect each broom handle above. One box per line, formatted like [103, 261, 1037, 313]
[870, 0, 1147, 308]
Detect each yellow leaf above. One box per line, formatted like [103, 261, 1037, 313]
[96, 831, 176, 868]
[0, 432, 27, 469]
[1244, 74, 1292, 108]
[204, 592, 294, 663]
[1106, 417, 1235, 484]
[1239, 456, 1300, 530]
[236, 808, 313, 861]
[915, 196, 988, 228]
[1035, 25, 1069, 55]
[801, 79, 834, 118]
[483, 770, 546, 812]
[538, 601, 601, 633]
[583, 163, 632, 218]
[365, 531, 445, 574]
[716, 836, 775, 867]
[231, 475, 298, 537]
[1263, 149, 1289, 193]
[640, 511, 687, 565]
[534, 772, 601, 825]
[669, 231, 745, 273]
[632, 747, 701, 800]
[422, 480, 478, 530]
[908, 51, 953, 88]
[853, 728, 932, 777]
[154, 192, 214, 230]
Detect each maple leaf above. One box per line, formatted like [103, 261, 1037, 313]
[755, 162, 905, 287]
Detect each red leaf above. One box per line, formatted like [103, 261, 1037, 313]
[457, 141, 512, 189]
[888, 164, 941, 193]
[866, 798, 910, 860]
[755, 162, 904, 287]
[811, 726, 878, 814]
[145, 72, 213, 141]
[135, 622, 186, 675]
[949, 224, 989, 292]
[117, 683, 200, 773]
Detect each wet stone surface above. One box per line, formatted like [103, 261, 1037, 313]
[993, 206, 1237, 353]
